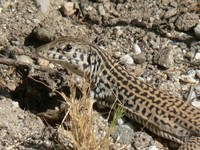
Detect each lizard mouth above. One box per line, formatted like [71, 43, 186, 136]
[47, 51, 67, 61]
[38, 50, 67, 62]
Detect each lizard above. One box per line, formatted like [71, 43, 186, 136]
[36, 36, 200, 149]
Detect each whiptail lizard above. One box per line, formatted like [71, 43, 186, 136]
[36, 36, 200, 149]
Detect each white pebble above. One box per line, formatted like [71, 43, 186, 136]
[195, 52, 200, 60]
[148, 146, 158, 150]
[12, 101, 19, 108]
[16, 55, 34, 64]
[114, 51, 121, 58]
[117, 118, 125, 125]
[115, 27, 123, 37]
[120, 54, 134, 65]
[132, 44, 141, 55]
[196, 70, 200, 79]
[37, 58, 49, 67]
[194, 21, 200, 39]
[61, 2, 76, 16]
[34, 0, 50, 13]
[49, 63, 55, 68]
[192, 100, 200, 108]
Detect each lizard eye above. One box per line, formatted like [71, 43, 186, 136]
[63, 44, 72, 52]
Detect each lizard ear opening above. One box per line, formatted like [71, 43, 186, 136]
[87, 54, 91, 65]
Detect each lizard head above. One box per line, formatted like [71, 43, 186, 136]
[37, 37, 100, 77]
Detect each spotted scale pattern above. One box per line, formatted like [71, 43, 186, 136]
[37, 36, 200, 149]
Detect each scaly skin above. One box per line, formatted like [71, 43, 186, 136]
[36, 36, 200, 149]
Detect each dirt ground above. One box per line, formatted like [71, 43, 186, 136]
[0, 0, 200, 150]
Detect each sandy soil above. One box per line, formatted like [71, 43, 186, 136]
[0, 0, 200, 149]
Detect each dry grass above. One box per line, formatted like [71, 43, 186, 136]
[66, 83, 99, 150]
[0, 76, 6, 89]
[57, 80, 116, 150]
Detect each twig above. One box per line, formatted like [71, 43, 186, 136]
[0, 58, 61, 74]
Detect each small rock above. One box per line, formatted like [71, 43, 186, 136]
[110, 8, 120, 17]
[180, 75, 198, 84]
[120, 54, 134, 65]
[190, 41, 200, 52]
[49, 63, 55, 68]
[104, 1, 110, 10]
[6, 46, 24, 56]
[175, 12, 199, 31]
[111, 125, 135, 144]
[98, 5, 106, 16]
[16, 55, 34, 64]
[195, 52, 200, 60]
[133, 53, 146, 64]
[157, 48, 174, 68]
[196, 70, 200, 79]
[132, 43, 141, 55]
[114, 51, 121, 58]
[191, 100, 200, 108]
[33, 0, 50, 13]
[114, 27, 123, 37]
[11, 101, 19, 108]
[194, 22, 200, 39]
[170, 1, 178, 7]
[186, 86, 196, 101]
[132, 132, 154, 149]
[33, 27, 55, 42]
[133, 65, 144, 77]
[195, 85, 200, 91]
[187, 70, 196, 77]
[147, 32, 157, 40]
[123, 122, 136, 130]
[164, 8, 177, 19]
[37, 58, 50, 67]
[195, 85, 200, 100]
[185, 51, 195, 60]
[117, 118, 126, 125]
[10, 38, 20, 46]
[149, 146, 159, 150]
[149, 40, 160, 49]
[32, 18, 41, 24]
[60, 2, 76, 17]
[162, 0, 169, 5]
